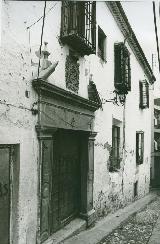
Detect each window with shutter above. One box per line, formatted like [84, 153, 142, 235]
[136, 131, 144, 165]
[110, 125, 120, 171]
[114, 42, 131, 93]
[61, 1, 96, 56]
[98, 26, 106, 61]
[139, 80, 149, 109]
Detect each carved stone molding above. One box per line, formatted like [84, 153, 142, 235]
[32, 78, 101, 112]
[65, 54, 80, 93]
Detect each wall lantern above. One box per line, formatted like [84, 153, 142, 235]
[113, 90, 127, 106]
[118, 92, 126, 105]
[101, 90, 127, 106]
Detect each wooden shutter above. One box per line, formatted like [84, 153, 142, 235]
[117, 126, 120, 168]
[112, 126, 120, 169]
[91, 2, 96, 49]
[61, 1, 69, 36]
[136, 132, 139, 164]
[139, 81, 143, 108]
[139, 80, 149, 109]
[114, 43, 131, 93]
[141, 132, 144, 163]
[114, 43, 123, 90]
[146, 82, 149, 108]
[136, 132, 144, 165]
[61, 1, 77, 36]
[128, 53, 131, 91]
[123, 47, 131, 91]
[71, 2, 77, 33]
[78, 2, 85, 37]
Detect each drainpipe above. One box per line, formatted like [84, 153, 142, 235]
[122, 101, 126, 195]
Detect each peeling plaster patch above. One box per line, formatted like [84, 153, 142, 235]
[108, 191, 124, 210]
[95, 190, 112, 217]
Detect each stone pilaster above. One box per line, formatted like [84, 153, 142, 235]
[80, 131, 97, 227]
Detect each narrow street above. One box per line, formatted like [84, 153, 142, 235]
[1, 1, 160, 243]
[63, 192, 160, 244]
[99, 192, 160, 244]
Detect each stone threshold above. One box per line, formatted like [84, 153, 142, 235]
[43, 218, 86, 244]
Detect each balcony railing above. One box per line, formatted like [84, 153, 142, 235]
[60, 1, 96, 56]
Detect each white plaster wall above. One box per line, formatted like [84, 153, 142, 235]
[0, 0, 1, 47]
[1, 1, 39, 243]
[92, 2, 152, 215]
[0, 1, 153, 243]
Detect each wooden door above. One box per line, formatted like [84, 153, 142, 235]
[40, 130, 81, 242]
[0, 146, 11, 244]
[51, 130, 81, 233]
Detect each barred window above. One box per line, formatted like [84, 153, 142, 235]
[110, 125, 120, 171]
[136, 131, 144, 165]
[114, 42, 131, 93]
[139, 80, 149, 109]
[61, 1, 96, 56]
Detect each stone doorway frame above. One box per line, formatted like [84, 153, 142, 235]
[32, 79, 101, 244]
[36, 127, 97, 243]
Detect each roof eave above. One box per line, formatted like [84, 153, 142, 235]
[106, 1, 156, 84]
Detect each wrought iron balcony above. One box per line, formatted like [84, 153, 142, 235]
[60, 1, 96, 56]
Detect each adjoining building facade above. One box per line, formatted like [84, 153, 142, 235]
[0, 1, 155, 244]
[151, 98, 160, 187]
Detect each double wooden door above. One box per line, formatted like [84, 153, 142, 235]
[41, 130, 81, 242]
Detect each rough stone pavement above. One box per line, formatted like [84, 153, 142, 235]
[99, 194, 160, 244]
[62, 192, 159, 244]
[148, 207, 160, 244]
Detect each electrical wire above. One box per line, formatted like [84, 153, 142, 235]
[27, 3, 58, 30]
[153, 1, 160, 73]
[0, 99, 94, 130]
[0, 99, 37, 113]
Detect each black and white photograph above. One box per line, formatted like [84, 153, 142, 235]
[0, 1, 160, 243]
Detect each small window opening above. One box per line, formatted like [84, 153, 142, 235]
[134, 181, 138, 197]
[98, 26, 106, 61]
[136, 131, 144, 165]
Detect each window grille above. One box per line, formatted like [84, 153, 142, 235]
[134, 181, 138, 197]
[114, 42, 131, 93]
[110, 125, 120, 171]
[136, 131, 144, 165]
[154, 109, 160, 128]
[61, 1, 96, 55]
[139, 80, 149, 109]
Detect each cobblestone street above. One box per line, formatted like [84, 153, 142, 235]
[99, 195, 160, 244]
